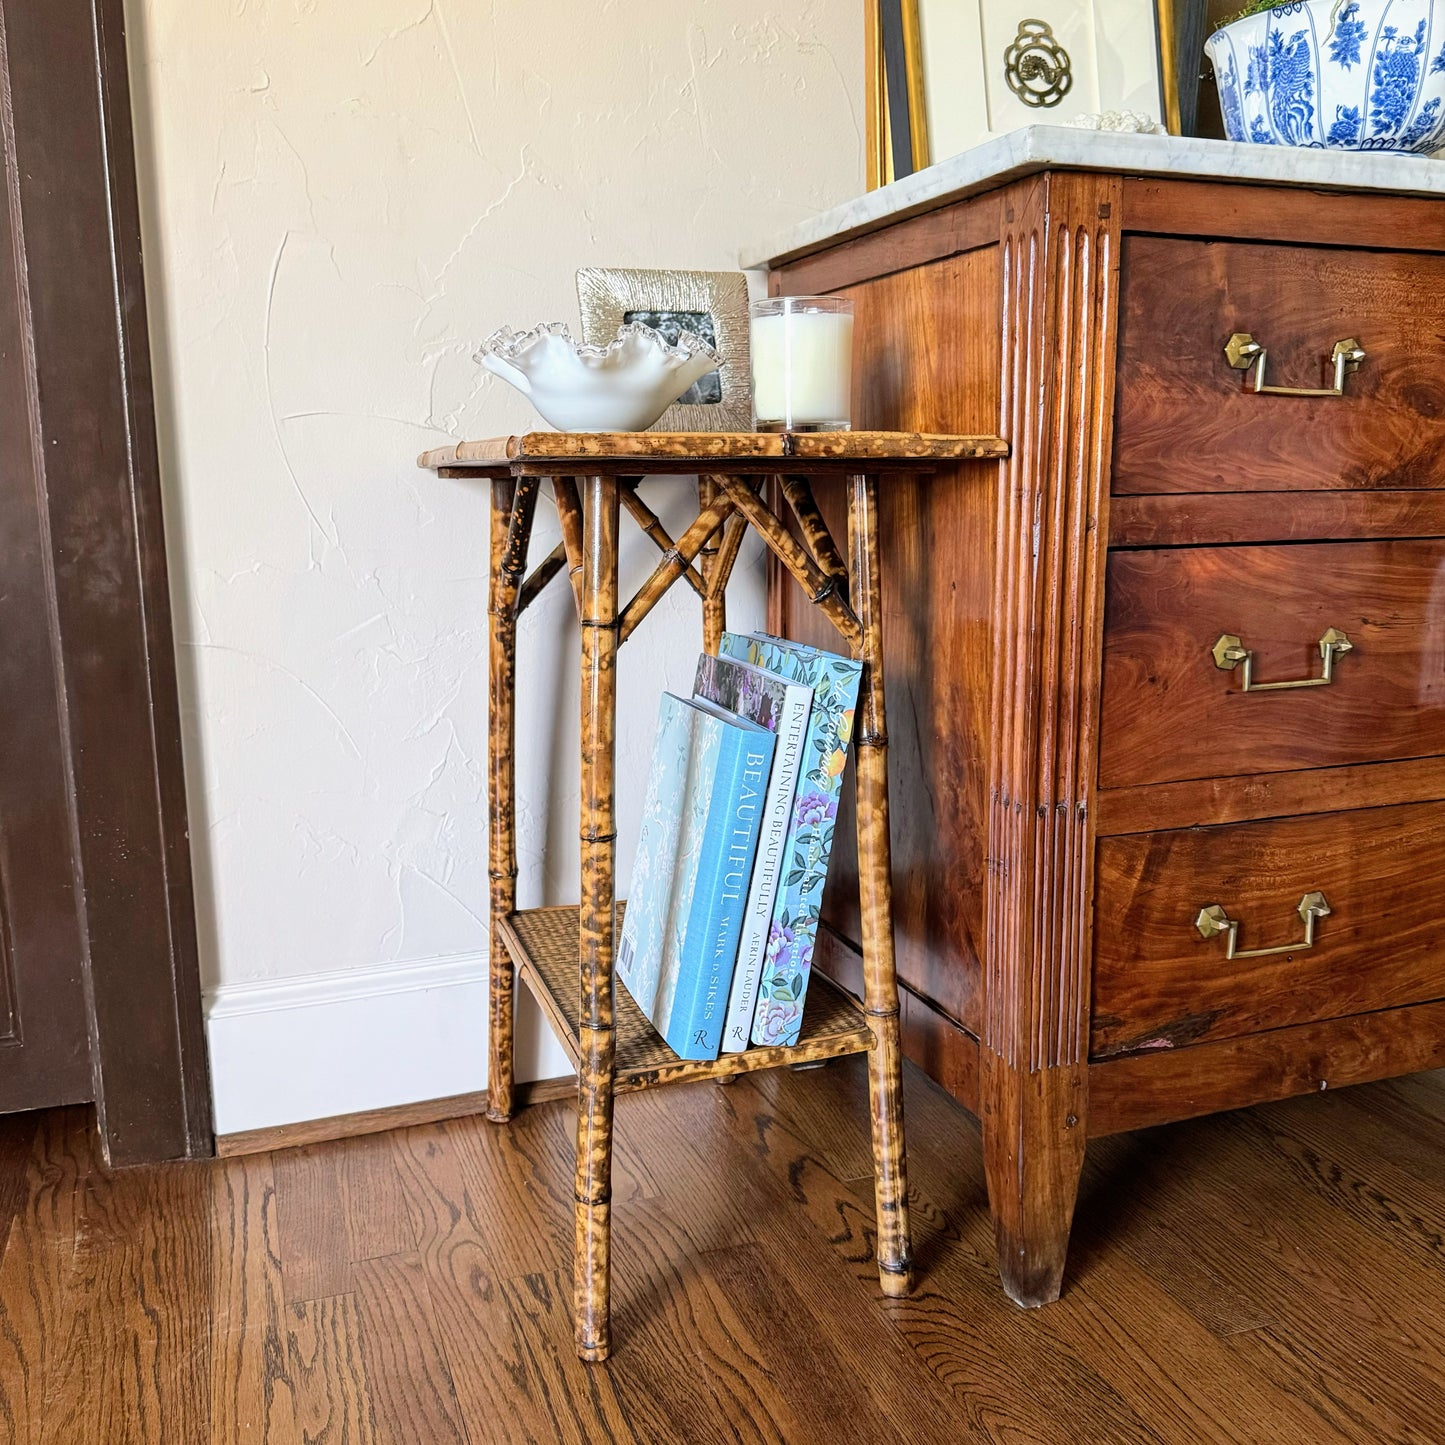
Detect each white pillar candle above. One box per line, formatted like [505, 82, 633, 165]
[749, 299, 854, 431]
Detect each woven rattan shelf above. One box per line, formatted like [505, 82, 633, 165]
[498, 904, 875, 1091]
[421, 430, 1006, 1360]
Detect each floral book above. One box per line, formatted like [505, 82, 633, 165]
[616, 692, 775, 1061]
[693, 652, 814, 1055]
[718, 633, 861, 1048]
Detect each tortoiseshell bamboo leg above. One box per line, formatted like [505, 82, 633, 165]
[487, 477, 537, 1123]
[697, 475, 724, 654]
[575, 474, 620, 1361]
[847, 470, 913, 1297]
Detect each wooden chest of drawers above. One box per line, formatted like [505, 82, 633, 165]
[765, 169, 1445, 1306]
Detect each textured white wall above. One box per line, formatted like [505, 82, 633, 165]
[124, 0, 864, 1128]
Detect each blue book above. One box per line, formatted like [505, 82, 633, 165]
[718, 633, 862, 1047]
[617, 693, 774, 1060]
[693, 652, 814, 1055]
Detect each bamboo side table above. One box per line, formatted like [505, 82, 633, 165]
[420, 429, 1008, 1360]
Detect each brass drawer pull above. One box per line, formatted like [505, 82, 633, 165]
[1225, 332, 1366, 397]
[1196, 891, 1331, 960]
[1211, 627, 1352, 692]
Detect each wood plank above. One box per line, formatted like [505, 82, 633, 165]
[350, 1252, 468, 1445]
[271, 1145, 353, 1305]
[0, 1112, 90, 1445]
[208, 1152, 300, 1444]
[0, 1113, 39, 1262]
[492, 1270, 637, 1443]
[729, 1065, 1163, 1445]
[1108, 488, 1445, 547]
[339, 1130, 416, 1265]
[1096, 755, 1445, 836]
[214, 1077, 574, 1158]
[285, 1296, 376, 1445]
[695, 1241, 896, 1444]
[47, 1145, 212, 1443]
[388, 1120, 612, 1445]
[1089, 1000, 1445, 1136]
[604, 1199, 812, 1445]
[431, 1113, 573, 1278]
[897, 1077, 1347, 1442]
[1228, 1095, 1445, 1276]
[1120, 1112, 1445, 1442]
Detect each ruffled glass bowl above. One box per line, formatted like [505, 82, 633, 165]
[477, 321, 721, 432]
[1206, 0, 1445, 152]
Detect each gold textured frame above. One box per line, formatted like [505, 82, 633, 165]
[575, 268, 751, 432]
[1156, 0, 1183, 133]
[866, 0, 929, 189]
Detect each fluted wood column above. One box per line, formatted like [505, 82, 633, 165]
[981, 172, 1119, 1306]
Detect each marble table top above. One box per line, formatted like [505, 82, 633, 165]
[743, 126, 1445, 269]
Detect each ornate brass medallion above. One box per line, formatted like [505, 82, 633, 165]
[1004, 20, 1073, 109]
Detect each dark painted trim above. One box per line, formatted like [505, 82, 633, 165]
[2, 0, 211, 1162]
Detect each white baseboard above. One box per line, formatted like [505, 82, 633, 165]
[205, 953, 574, 1135]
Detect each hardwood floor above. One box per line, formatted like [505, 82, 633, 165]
[1, 1059, 1443, 1443]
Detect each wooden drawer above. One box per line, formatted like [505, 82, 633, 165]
[1092, 801, 1445, 1058]
[1099, 539, 1445, 789]
[1113, 236, 1445, 495]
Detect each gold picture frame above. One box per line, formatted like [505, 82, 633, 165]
[1155, 0, 1214, 136]
[867, 0, 930, 189]
[575, 268, 751, 433]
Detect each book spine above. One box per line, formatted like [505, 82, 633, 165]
[666, 731, 773, 1061]
[721, 684, 811, 1054]
[751, 654, 862, 1047]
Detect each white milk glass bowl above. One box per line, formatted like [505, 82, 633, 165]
[477, 322, 721, 433]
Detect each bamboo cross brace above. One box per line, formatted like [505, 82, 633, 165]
[780, 475, 850, 603]
[619, 482, 707, 599]
[716, 475, 862, 651]
[616, 491, 735, 646]
[516, 540, 567, 617]
[707, 509, 749, 603]
[551, 476, 586, 617]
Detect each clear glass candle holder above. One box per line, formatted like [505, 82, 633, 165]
[749, 296, 854, 432]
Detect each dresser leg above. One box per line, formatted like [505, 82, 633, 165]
[981, 1054, 1087, 1307]
[575, 474, 619, 1361]
[486, 478, 537, 1124]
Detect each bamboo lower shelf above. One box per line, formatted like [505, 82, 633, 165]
[497, 905, 875, 1092]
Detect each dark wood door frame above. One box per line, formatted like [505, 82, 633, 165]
[2, 0, 212, 1162]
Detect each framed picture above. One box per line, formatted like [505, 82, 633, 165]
[1155, 0, 1212, 135]
[575, 268, 751, 433]
[881, 0, 1167, 170]
[867, 0, 929, 187]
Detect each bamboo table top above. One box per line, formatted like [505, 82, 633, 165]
[418, 430, 1009, 476]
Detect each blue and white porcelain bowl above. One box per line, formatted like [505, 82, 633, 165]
[1206, 0, 1445, 152]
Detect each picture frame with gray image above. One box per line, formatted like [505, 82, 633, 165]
[576, 267, 751, 432]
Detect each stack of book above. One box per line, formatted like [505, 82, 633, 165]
[616, 633, 862, 1060]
